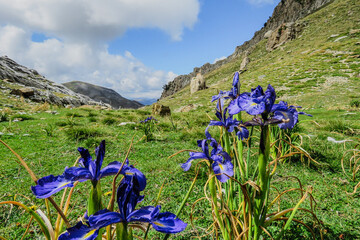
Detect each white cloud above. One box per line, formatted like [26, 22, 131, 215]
[0, 0, 200, 42]
[0, 0, 199, 99]
[0, 25, 177, 99]
[213, 56, 226, 64]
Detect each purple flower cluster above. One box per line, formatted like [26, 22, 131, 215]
[59, 166, 186, 239]
[140, 116, 158, 123]
[182, 72, 312, 181]
[31, 141, 133, 199]
[31, 141, 187, 238]
[181, 129, 233, 182]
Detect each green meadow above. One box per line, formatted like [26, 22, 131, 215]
[1, 0, 360, 239]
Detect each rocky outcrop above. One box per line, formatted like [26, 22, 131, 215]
[190, 73, 206, 94]
[0, 56, 108, 107]
[160, 0, 334, 99]
[152, 103, 171, 116]
[266, 22, 306, 51]
[63, 81, 143, 109]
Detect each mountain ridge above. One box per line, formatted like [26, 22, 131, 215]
[160, 0, 334, 99]
[63, 81, 143, 109]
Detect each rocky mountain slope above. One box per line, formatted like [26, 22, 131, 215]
[160, 0, 334, 99]
[158, 0, 359, 111]
[0, 56, 108, 107]
[63, 81, 143, 109]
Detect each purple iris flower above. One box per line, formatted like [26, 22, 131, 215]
[209, 108, 240, 133]
[271, 101, 312, 129]
[211, 72, 240, 103]
[232, 71, 240, 97]
[31, 141, 146, 198]
[236, 123, 249, 140]
[140, 116, 158, 123]
[181, 130, 233, 182]
[228, 84, 276, 116]
[59, 176, 187, 239]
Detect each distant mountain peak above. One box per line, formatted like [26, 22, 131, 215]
[63, 81, 143, 109]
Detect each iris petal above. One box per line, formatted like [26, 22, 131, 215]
[98, 161, 122, 179]
[31, 175, 74, 199]
[212, 159, 234, 182]
[228, 98, 243, 115]
[88, 210, 123, 229]
[63, 167, 92, 182]
[237, 126, 249, 140]
[58, 221, 99, 240]
[128, 206, 158, 223]
[151, 212, 187, 234]
[181, 152, 207, 171]
[94, 140, 105, 179]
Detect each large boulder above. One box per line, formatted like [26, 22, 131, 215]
[10, 87, 35, 98]
[152, 103, 171, 116]
[190, 73, 206, 94]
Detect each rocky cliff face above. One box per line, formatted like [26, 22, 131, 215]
[160, 0, 333, 99]
[63, 81, 143, 109]
[0, 56, 109, 107]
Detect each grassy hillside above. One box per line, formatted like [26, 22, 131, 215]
[0, 0, 360, 239]
[159, 0, 359, 111]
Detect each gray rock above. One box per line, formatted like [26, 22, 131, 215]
[240, 56, 250, 71]
[190, 73, 206, 94]
[266, 22, 305, 51]
[10, 87, 34, 97]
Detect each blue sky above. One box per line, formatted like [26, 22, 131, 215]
[0, 0, 280, 101]
[108, 0, 279, 74]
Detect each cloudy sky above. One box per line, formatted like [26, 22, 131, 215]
[0, 0, 279, 102]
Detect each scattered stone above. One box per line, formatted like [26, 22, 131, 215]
[327, 137, 352, 144]
[190, 73, 206, 94]
[12, 118, 23, 122]
[349, 29, 360, 35]
[118, 122, 136, 126]
[0, 132, 3, 135]
[329, 34, 339, 38]
[258, 75, 266, 80]
[264, 30, 273, 39]
[23, 134, 30, 136]
[45, 110, 58, 115]
[152, 103, 171, 116]
[334, 36, 348, 42]
[175, 104, 202, 113]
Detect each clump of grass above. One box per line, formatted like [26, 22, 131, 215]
[88, 116, 97, 123]
[32, 102, 50, 111]
[55, 121, 68, 127]
[65, 127, 103, 141]
[0, 112, 8, 122]
[43, 124, 56, 137]
[66, 112, 84, 118]
[322, 120, 357, 136]
[350, 99, 360, 108]
[10, 114, 34, 121]
[102, 117, 117, 125]
[87, 111, 98, 117]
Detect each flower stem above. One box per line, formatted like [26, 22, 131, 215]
[254, 125, 270, 240]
